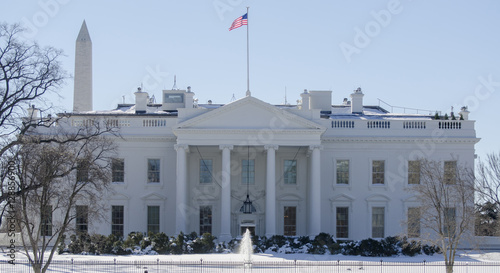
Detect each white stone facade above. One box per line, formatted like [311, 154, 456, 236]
[66, 88, 478, 241]
[67, 22, 478, 241]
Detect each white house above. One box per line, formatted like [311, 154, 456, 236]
[60, 22, 479, 242]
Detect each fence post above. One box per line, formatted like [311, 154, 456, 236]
[71, 258, 74, 273]
[337, 260, 340, 273]
[156, 258, 159, 273]
[114, 258, 116, 273]
[423, 259, 426, 273]
[380, 259, 383, 273]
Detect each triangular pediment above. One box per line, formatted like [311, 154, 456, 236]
[176, 96, 325, 131]
[141, 192, 167, 200]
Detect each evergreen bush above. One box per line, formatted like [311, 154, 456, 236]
[61, 232, 442, 257]
[170, 232, 185, 254]
[150, 232, 170, 254]
[400, 237, 422, 257]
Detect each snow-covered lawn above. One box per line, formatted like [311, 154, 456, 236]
[1, 251, 499, 272]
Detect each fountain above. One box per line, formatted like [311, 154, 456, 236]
[239, 229, 253, 267]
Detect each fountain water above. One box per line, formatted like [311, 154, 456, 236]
[239, 229, 253, 265]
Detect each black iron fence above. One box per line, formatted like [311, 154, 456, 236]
[1, 259, 499, 273]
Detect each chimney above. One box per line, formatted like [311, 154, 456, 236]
[134, 87, 148, 114]
[27, 105, 39, 121]
[185, 86, 195, 108]
[300, 89, 310, 110]
[350, 87, 364, 114]
[309, 90, 332, 113]
[459, 106, 469, 120]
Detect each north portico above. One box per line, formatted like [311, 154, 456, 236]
[173, 95, 326, 241]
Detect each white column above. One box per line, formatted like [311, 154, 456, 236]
[219, 144, 233, 242]
[264, 145, 278, 237]
[309, 145, 322, 237]
[174, 144, 189, 235]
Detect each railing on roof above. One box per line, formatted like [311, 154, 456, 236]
[438, 121, 462, 129]
[331, 119, 468, 131]
[332, 120, 355, 128]
[403, 121, 426, 129]
[70, 118, 169, 128]
[105, 119, 130, 127]
[143, 119, 167, 127]
[377, 98, 441, 115]
[367, 121, 390, 129]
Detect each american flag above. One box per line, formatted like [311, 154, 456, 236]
[229, 13, 248, 31]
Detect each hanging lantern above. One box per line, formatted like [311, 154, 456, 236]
[240, 194, 256, 214]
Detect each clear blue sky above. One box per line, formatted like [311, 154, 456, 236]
[2, 0, 499, 160]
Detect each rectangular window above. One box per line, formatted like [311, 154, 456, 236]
[444, 207, 456, 237]
[336, 207, 349, 238]
[199, 159, 212, 184]
[41, 205, 52, 237]
[372, 160, 385, 185]
[284, 206, 297, 236]
[147, 206, 160, 234]
[336, 160, 349, 184]
[112, 158, 125, 182]
[76, 205, 88, 234]
[284, 160, 297, 185]
[242, 159, 255, 184]
[111, 205, 124, 237]
[407, 207, 420, 238]
[444, 161, 457, 185]
[199, 206, 212, 235]
[147, 159, 160, 183]
[76, 160, 89, 183]
[164, 93, 184, 103]
[372, 207, 385, 238]
[408, 161, 421, 184]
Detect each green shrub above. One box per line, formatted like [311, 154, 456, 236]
[150, 232, 170, 254]
[266, 235, 287, 249]
[400, 237, 422, 257]
[57, 235, 66, 254]
[308, 233, 335, 254]
[123, 232, 144, 248]
[380, 236, 400, 256]
[422, 244, 440, 256]
[358, 238, 384, 257]
[170, 232, 185, 254]
[191, 233, 216, 253]
[187, 231, 198, 241]
[341, 241, 360, 256]
[90, 234, 111, 254]
[68, 234, 83, 254]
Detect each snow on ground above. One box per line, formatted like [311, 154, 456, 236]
[3, 250, 500, 262]
[2, 251, 500, 273]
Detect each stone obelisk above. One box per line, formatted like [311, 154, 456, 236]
[73, 20, 92, 112]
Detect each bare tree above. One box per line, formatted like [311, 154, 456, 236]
[0, 22, 119, 273]
[476, 152, 500, 208]
[0, 22, 66, 158]
[408, 159, 475, 273]
[12, 120, 117, 273]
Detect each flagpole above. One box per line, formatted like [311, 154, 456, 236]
[246, 6, 251, 96]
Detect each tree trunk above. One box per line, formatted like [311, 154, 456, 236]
[32, 262, 42, 273]
[446, 263, 454, 273]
